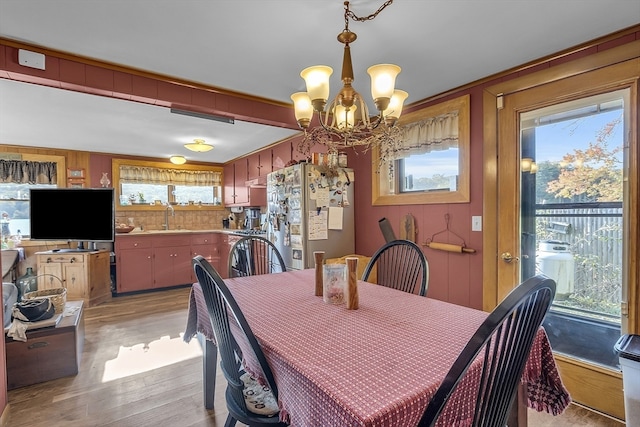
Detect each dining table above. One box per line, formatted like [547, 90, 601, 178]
[184, 268, 570, 427]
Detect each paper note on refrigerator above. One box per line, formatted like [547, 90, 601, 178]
[308, 210, 328, 240]
[316, 187, 330, 207]
[328, 206, 343, 230]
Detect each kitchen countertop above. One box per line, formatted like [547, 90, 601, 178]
[115, 229, 265, 236]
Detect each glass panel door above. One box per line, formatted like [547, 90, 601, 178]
[519, 90, 628, 369]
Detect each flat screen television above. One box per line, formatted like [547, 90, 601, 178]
[29, 188, 115, 249]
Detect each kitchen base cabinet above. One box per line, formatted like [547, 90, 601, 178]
[116, 233, 216, 293]
[36, 250, 111, 307]
[152, 235, 193, 288]
[219, 234, 243, 279]
[115, 236, 154, 293]
[191, 233, 221, 281]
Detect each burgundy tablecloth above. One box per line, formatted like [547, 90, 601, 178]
[184, 269, 570, 427]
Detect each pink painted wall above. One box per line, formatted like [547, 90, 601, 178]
[343, 30, 639, 310]
[347, 91, 484, 309]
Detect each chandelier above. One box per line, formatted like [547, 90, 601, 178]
[184, 138, 214, 152]
[291, 0, 408, 159]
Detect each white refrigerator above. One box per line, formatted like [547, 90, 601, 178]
[267, 163, 355, 270]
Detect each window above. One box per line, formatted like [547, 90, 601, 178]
[0, 154, 65, 238]
[372, 95, 470, 205]
[398, 149, 459, 193]
[113, 159, 223, 209]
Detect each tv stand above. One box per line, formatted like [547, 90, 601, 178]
[36, 250, 111, 307]
[51, 248, 90, 253]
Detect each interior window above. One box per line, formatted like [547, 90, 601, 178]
[0, 183, 56, 238]
[113, 159, 223, 209]
[397, 149, 460, 193]
[0, 155, 65, 238]
[373, 94, 470, 205]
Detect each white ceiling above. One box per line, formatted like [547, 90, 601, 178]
[0, 0, 638, 164]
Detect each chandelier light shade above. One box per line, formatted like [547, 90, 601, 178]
[292, 0, 407, 160]
[291, 92, 314, 128]
[184, 138, 214, 152]
[367, 64, 401, 111]
[383, 90, 409, 123]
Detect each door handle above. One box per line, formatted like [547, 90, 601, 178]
[501, 252, 519, 263]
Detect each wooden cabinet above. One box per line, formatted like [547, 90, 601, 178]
[114, 231, 254, 289]
[152, 235, 192, 288]
[224, 160, 249, 206]
[116, 233, 224, 293]
[36, 251, 111, 307]
[225, 157, 267, 207]
[291, 142, 307, 163]
[233, 158, 249, 205]
[247, 152, 261, 181]
[219, 233, 243, 279]
[115, 236, 154, 293]
[191, 233, 222, 280]
[271, 141, 292, 171]
[223, 163, 236, 206]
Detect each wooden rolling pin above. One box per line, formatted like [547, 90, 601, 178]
[426, 242, 476, 253]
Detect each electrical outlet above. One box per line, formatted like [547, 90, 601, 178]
[472, 216, 482, 231]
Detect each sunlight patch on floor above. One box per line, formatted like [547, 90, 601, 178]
[102, 333, 202, 382]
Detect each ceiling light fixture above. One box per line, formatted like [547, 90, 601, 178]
[291, 0, 407, 160]
[170, 155, 187, 165]
[184, 138, 214, 152]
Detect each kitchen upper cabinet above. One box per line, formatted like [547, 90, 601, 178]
[271, 141, 292, 171]
[247, 152, 265, 181]
[291, 143, 307, 163]
[223, 163, 235, 205]
[224, 159, 249, 206]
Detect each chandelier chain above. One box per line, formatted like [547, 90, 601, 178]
[344, 0, 394, 29]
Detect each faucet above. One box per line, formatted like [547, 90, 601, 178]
[163, 204, 175, 230]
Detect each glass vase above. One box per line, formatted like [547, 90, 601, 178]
[16, 267, 37, 301]
[100, 172, 111, 188]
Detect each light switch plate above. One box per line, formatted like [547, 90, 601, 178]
[472, 216, 482, 231]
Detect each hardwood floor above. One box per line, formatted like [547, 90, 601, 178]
[5, 287, 625, 426]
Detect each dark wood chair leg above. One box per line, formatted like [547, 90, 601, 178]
[197, 332, 217, 410]
[507, 383, 528, 427]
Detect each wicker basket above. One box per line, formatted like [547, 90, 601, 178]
[24, 288, 67, 314]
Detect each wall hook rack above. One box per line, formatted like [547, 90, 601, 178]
[423, 213, 476, 253]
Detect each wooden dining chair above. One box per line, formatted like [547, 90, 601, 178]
[228, 236, 286, 278]
[361, 239, 429, 296]
[418, 274, 556, 427]
[193, 255, 288, 427]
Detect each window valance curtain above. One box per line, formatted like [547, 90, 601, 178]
[0, 160, 57, 184]
[119, 165, 221, 186]
[394, 111, 459, 159]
